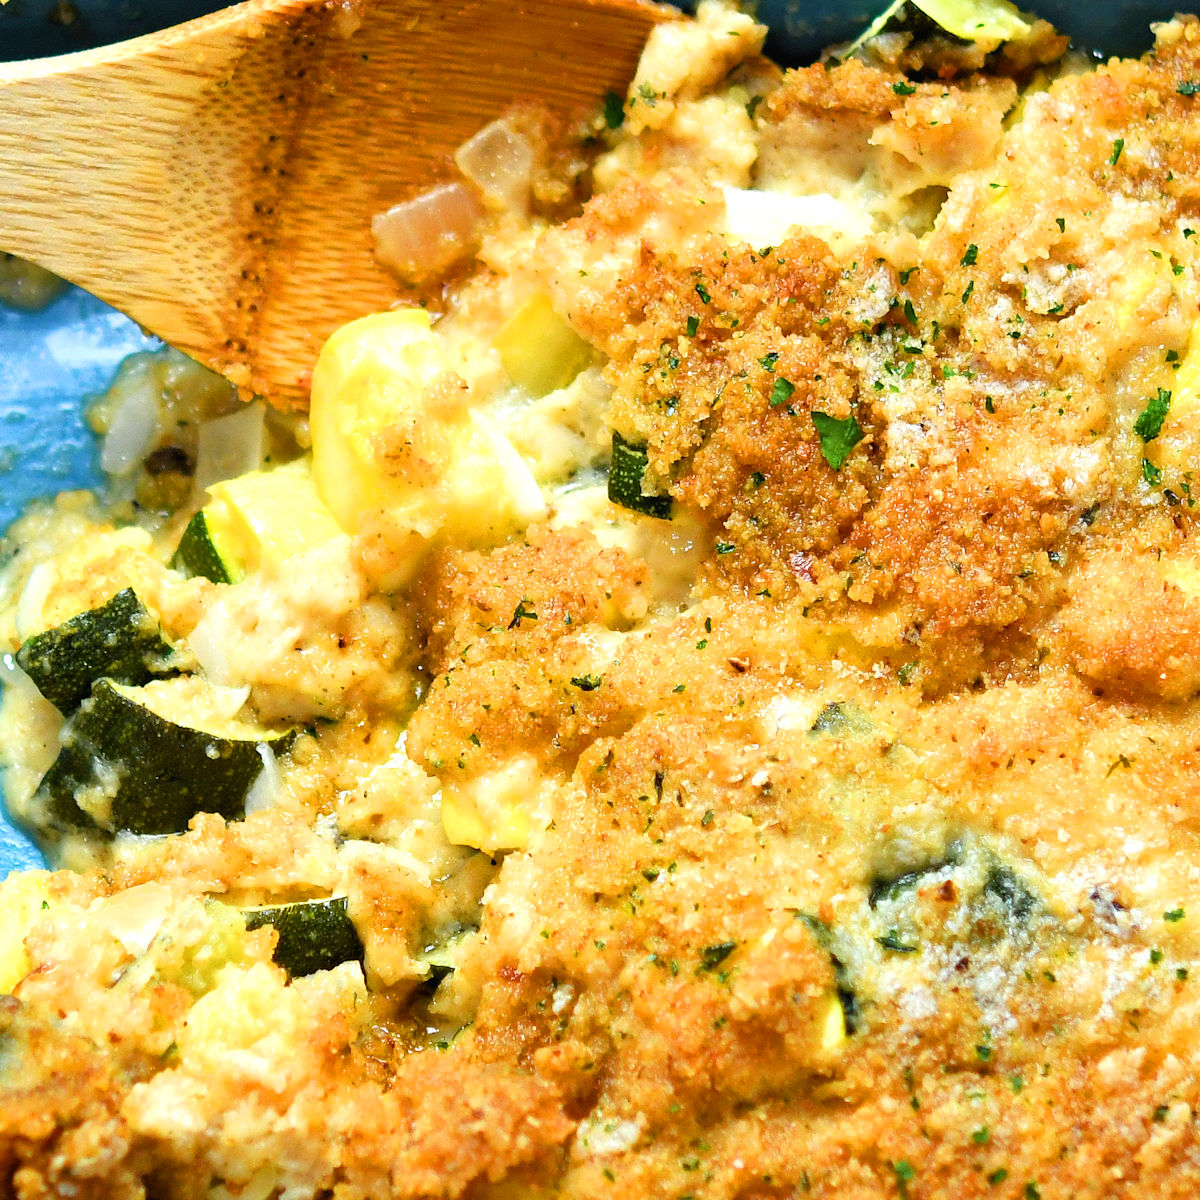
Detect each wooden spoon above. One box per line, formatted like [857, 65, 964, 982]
[0, 0, 674, 408]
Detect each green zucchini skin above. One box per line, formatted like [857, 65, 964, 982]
[243, 897, 364, 977]
[172, 511, 237, 584]
[608, 433, 673, 519]
[35, 679, 293, 838]
[16, 588, 176, 714]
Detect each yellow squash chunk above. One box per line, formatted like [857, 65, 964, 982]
[310, 308, 546, 543]
[493, 293, 594, 397]
[916, 0, 1030, 41]
[439, 757, 546, 853]
[206, 457, 342, 575]
[817, 990, 847, 1054]
[0, 871, 52, 994]
[851, 0, 1029, 53]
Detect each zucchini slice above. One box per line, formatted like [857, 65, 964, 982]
[847, 0, 1031, 54]
[173, 459, 343, 584]
[35, 678, 294, 838]
[414, 927, 474, 993]
[608, 432, 672, 519]
[243, 897, 364, 978]
[172, 509, 241, 585]
[493, 294, 594, 397]
[16, 588, 177, 714]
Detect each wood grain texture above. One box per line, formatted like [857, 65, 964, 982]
[0, 0, 675, 407]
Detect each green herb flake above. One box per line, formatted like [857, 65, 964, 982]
[877, 930, 919, 953]
[746, 95, 764, 120]
[975, 1043, 993, 1062]
[715, 540, 736, 555]
[962, 279, 975, 304]
[686, 315, 700, 337]
[1110, 138, 1125, 165]
[988, 1169, 1009, 1186]
[985, 396, 996, 414]
[1135, 388, 1172, 441]
[1164, 907, 1186, 923]
[508, 599, 539, 629]
[699, 941, 736, 970]
[695, 282, 711, 305]
[893, 1160, 916, 1197]
[1106, 753, 1132, 777]
[1026, 1184, 1042, 1200]
[1150, 948, 1164, 964]
[899, 266, 916, 284]
[1179, 81, 1200, 95]
[893, 80, 917, 95]
[571, 674, 603, 691]
[602, 90, 625, 130]
[1055, 217, 1066, 232]
[972, 1127, 991, 1145]
[812, 411, 864, 470]
[1142, 458, 1163, 486]
[770, 377, 796, 408]
[759, 351, 779, 372]
[961, 243, 979, 267]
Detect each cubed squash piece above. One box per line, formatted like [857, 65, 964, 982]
[439, 756, 549, 853]
[206, 458, 342, 573]
[175, 457, 341, 583]
[493, 294, 593, 397]
[0, 871, 52, 994]
[309, 309, 545, 544]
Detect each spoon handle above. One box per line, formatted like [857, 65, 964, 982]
[0, 0, 671, 405]
[0, 1, 325, 393]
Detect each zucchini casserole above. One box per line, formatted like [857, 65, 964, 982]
[6, 2, 1200, 1195]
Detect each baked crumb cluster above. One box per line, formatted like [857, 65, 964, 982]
[4, 4, 1200, 1197]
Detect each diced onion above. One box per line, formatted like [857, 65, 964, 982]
[15, 561, 54, 640]
[372, 183, 483, 283]
[186, 601, 234, 685]
[454, 119, 534, 214]
[243, 742, 282, 815]
[100, 359, 162, 477]
[90, 882, 172, 956]
[206, 684, 251, 720]
[331, 0, 362, 38]
[193, 402, 265, 495]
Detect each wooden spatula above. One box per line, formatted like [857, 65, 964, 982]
[0, 0, 674, 408]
